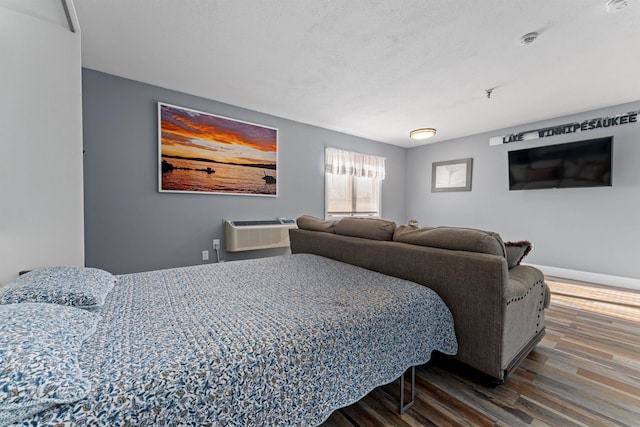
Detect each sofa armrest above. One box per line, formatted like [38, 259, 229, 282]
[502, 264, 548, 373]
[505, 264, 545, 304]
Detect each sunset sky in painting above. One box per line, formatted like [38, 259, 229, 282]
[159, 103, 277, 166]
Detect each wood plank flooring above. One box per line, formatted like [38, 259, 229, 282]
[321, 277, 640, 426]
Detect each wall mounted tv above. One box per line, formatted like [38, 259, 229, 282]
[508, 137, 612, 190]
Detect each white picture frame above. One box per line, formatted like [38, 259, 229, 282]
[158, 102, 278, 196]
[431, 158, 473, 192]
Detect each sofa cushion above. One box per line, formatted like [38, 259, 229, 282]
[296, 215, 336, 233]
[393, 226, 506, 257]
[334, 217, 396, 241]
[505, 241, 533, 268]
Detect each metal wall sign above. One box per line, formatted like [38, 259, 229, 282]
[489, 110, 639, 146]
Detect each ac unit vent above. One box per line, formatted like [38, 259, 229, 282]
[224, 219, 297, 252]
[230, 220, 283, 226]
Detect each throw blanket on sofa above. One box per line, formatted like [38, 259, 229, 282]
[16, 254, 457, 426]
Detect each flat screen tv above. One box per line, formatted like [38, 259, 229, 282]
[508, 137, 612, 190]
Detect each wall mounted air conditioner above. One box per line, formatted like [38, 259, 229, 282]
[224, 219, 297, 252]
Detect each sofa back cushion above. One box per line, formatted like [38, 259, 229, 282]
[296, 215, 336, 233]
[393, 224, 425, 240]
[334, 217, 396, 241]
[393, 226, 506, 257]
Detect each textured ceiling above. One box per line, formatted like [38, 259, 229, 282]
[74, 0, 640, 147]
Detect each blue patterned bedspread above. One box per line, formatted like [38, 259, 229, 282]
[20, 254, 457, 426]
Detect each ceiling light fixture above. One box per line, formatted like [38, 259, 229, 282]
[520, 32, 539, 45]
[409, 128, 437, 140]
[606, 0, 628, 13]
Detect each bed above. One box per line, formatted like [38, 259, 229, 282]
[1, 254, 457, 426]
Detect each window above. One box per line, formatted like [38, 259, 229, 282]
[324, 147, 385, 219]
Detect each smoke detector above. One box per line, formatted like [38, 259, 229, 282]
[520, 32, 539, 45]
[606, 0, 628, 13]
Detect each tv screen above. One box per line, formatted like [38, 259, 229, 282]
[508, 137, 612, 190]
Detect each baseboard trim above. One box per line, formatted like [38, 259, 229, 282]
[527, 264, 640, 291]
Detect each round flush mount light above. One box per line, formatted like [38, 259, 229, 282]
[606, 0, 628, 13]
[410, 128, 437, 140]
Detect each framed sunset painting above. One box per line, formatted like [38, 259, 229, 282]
[158, 103, 278, 196]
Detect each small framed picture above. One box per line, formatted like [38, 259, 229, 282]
[431, 158, 473, 192]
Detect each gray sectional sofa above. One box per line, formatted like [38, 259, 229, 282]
[289, 216, 550, 383]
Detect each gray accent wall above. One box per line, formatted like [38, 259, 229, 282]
[406, 100, 640, 280]
[83, 69, 640, 281]
[82, 69, 407, 274]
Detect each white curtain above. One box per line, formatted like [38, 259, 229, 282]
[324, 147, 386, 179]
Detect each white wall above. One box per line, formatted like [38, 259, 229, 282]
[0, 1, 84, 284]
[407, 101, 640, 287]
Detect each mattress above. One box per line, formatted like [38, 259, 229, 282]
[19, 254, 457, 426]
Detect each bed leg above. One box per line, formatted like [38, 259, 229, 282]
[399, 365, 415, 414]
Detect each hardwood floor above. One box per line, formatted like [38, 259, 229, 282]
[321, 277, 640, 426]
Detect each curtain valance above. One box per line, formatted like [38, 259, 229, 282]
[324, 147, 386, 179]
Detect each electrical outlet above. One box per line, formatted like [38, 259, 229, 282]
[213, 239, 220, 250]
[202, 250, 209, 261]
